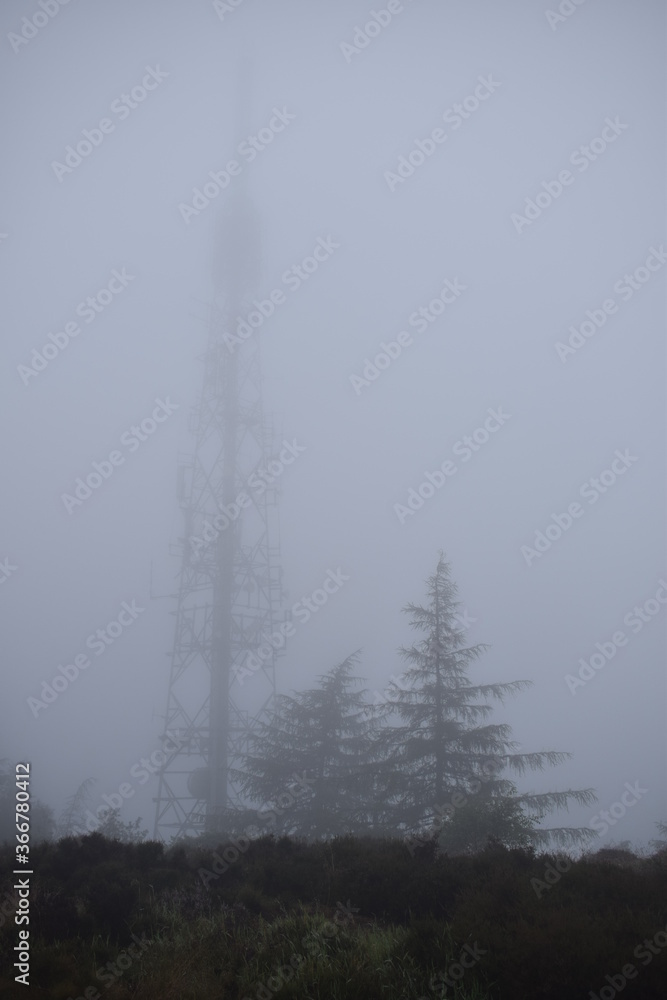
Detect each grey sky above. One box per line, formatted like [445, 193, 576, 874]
[1, 0, 664, 849]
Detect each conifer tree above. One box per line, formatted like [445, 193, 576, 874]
[381, 554, 596, 848]
[234, 654, 383, 837]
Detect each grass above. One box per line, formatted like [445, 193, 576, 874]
[0, 833, 665, 998]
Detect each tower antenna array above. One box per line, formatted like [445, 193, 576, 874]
[153, 63, 284, 839]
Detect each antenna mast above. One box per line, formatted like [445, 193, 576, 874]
[153, 59, 284, 839]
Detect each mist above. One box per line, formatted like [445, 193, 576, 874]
[2, 0, 665, 861]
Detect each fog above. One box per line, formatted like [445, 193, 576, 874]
[1, 0, 664, 851]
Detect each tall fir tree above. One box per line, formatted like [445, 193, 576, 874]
[380, 554, 596, 849]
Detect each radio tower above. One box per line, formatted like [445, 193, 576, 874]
[153, 67, 284, 840]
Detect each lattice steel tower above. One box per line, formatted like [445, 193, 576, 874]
[153, 82, 284, 841]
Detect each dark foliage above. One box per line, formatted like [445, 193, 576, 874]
[1, 832, 666, 999]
